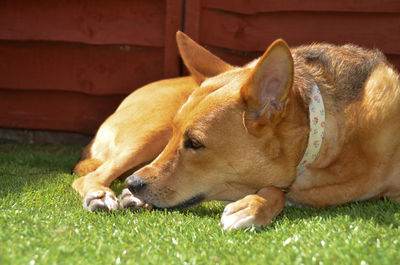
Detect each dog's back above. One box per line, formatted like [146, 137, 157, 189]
[293, 43, 390, 105]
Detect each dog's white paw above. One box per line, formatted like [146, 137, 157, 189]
[220, 203, 256, 231]
[83, 190, 120, 212]
[119, 188, 153, 211]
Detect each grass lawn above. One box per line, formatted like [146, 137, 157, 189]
[1, 144, 400, 265]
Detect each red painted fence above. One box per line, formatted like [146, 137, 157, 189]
[0, 0, 399, 134]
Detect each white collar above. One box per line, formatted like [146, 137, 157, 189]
[296, 83, 325, 175]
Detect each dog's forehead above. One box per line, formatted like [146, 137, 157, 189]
[174, 90, 236, 132]
[201, 67, 245, 88]
[174, 68, 250, 129]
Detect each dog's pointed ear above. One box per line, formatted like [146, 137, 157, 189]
[176, 31, 233, 84]
[240, 39, 293, 135]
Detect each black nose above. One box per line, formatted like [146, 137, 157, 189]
[126, 174, 147, 194]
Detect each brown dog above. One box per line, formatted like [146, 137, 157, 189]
[122, 32, 400, 230]
[74, 31, 400, 231]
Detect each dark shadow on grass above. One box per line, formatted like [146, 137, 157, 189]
[130, 201, 225, 220]
[180, 202, 224, 218]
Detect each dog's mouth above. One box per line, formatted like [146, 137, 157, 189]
[154, 193, 206, 210]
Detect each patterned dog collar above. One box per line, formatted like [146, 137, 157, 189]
[296, 83, 325, 175]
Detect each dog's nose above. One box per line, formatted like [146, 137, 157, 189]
[126, 174, 147, 194]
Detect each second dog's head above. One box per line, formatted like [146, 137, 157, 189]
[126, 32, 306, 209]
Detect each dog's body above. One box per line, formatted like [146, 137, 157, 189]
[73, 32, 400, 230]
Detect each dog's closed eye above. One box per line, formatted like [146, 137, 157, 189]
[184, 130, 205, 150]
[184, 137, 204, 150]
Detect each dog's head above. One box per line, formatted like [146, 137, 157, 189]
[126, 32, 306, 209]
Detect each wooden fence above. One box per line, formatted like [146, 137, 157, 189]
[0, 0, 399, 134]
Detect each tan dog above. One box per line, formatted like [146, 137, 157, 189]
[72, 76, 200, 211]
[122, 32, 400, 230]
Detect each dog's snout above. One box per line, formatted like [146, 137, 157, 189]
[126, 174, 147, 194]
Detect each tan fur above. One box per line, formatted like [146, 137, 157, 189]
[126, 32, 400, 230]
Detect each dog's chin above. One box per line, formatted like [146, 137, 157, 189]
[153, 193, 206, 210]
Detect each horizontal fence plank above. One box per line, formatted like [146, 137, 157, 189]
[0, 0, 165, 46]
[199, 10, 400, 54]
[205, 45, 261, 66]
[203, 0, 400, 14]
[0, 41, 164, 95]
[0, 89, 124, 134]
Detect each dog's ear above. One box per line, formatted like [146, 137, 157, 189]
[176, 31, 233, 84]
[240, 39, 293, 135]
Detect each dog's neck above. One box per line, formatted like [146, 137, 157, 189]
[295, 83, 325, 175]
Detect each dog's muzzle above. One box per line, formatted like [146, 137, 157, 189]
[126, 174, 147, 195]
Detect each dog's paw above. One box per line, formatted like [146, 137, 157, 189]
[220, 201, 256, 231]
[220, 188, 285, 231]
[83, 190, 120, 212]
[119, 188, 153, 211]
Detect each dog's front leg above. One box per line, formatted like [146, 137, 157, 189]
[220, 186, 285, 231]
[72, 151, 152, 212]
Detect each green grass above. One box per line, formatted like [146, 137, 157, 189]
[1, 144, 400, 265]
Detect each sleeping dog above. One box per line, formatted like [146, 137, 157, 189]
[73, 32, 400, 231]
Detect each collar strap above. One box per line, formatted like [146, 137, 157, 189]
[296, 83, 325, 175]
